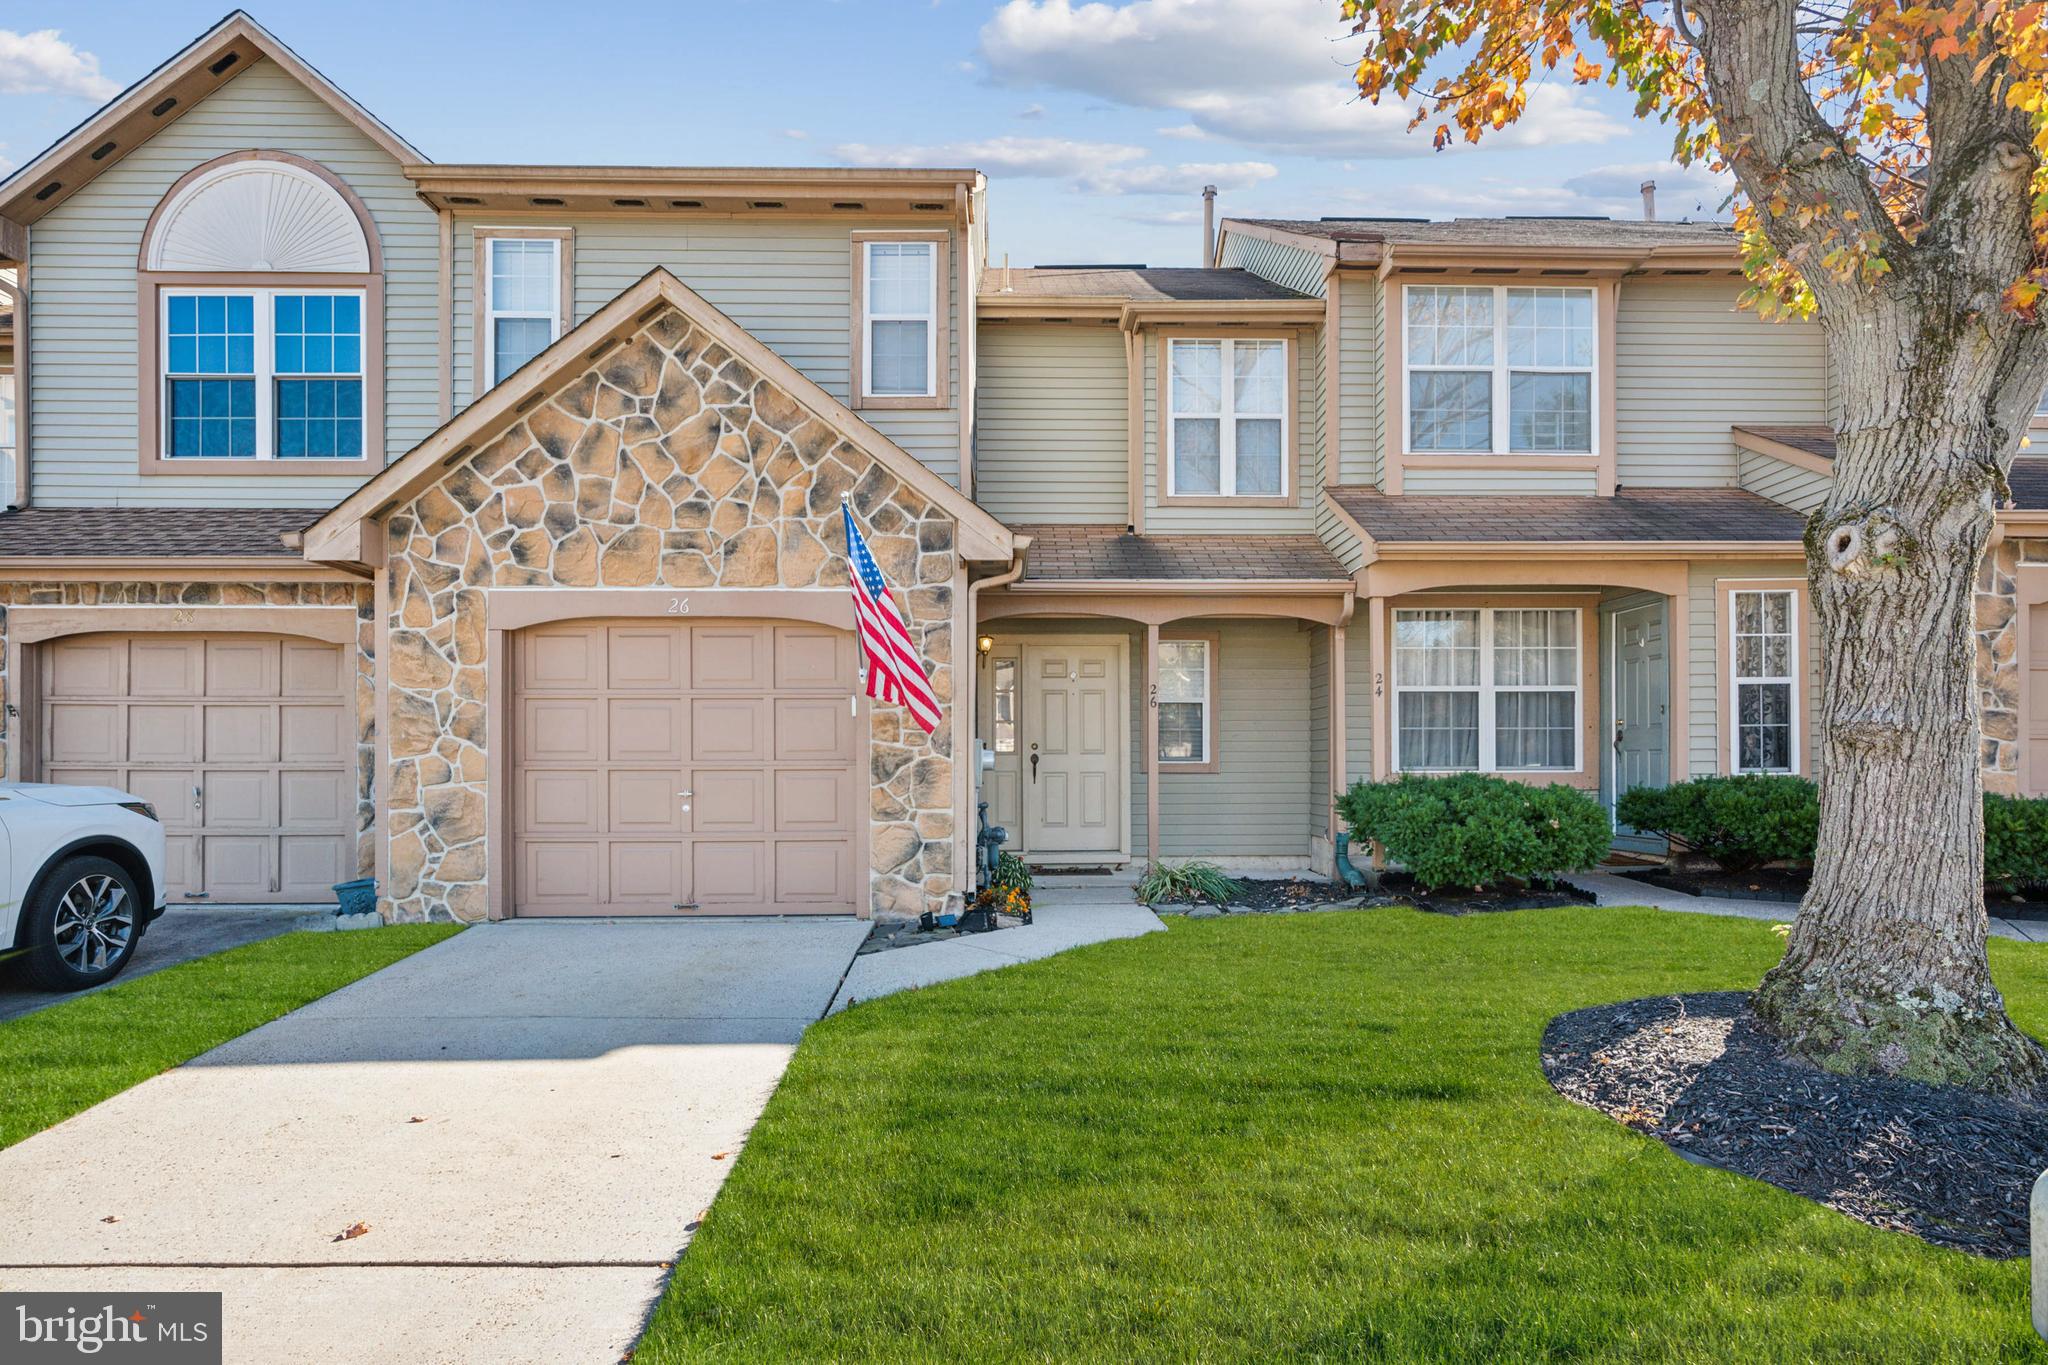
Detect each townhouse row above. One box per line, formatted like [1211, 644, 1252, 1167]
[0, 11, 2040, 920]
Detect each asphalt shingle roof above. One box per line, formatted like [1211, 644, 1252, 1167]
[1232, 217, 1737, 251]
[980, 266, 1314, 303]
[1012, 525, 1350, 582]
[1330, 486, 1807, 544]
[2010, 460, 2048, 510]
[0, 507, 313, 557]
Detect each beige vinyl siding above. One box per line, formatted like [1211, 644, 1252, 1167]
[1341, 625, 1372, 786]
[1401, 467, 1599, 495]
[1308, 625, 1330, 843]
[1738, 447, 1833, 513]
[1141, 326, 1320, 532]
[1338, 272, 1383, 484]
[1315, 490, 1366, 571]
[1685, 559, 1820, 777]
[453, 215, 963, 485]
[1616, 277, 1828, 488]
[27, 58, 439, 506]
[1218, 233, 1328, 298]
[974, 321, 1126, 524]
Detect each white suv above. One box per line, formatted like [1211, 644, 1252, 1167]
[0, 785, 168, 991]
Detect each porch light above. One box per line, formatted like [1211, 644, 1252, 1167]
[977, 634, 995, 656]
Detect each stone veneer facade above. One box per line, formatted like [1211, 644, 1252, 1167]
[1977, 534, 2048, 794]
[381, 305, 958, 923]
[0, 579, 378, 876]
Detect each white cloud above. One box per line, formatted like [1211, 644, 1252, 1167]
[834, 135, 1147, 178]
[1079, 158, 1277, 195]
[1017, 102, 1047, 119]
[979, 0, 1620, 158]
[780, 128, 809, 141]
[0, 28, 119, 100]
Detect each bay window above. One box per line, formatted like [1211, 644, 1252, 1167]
[162, 288, 363, 460]
[1167, 337, 1288, 498]
[1156, 638, 1214, 765]
[1404, 284, 1596, 455]
[1393, 607, 1581, 772]
[1731, 589, 1797, 772]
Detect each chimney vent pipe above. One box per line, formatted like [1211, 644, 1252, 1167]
[1640, 180, 1657, 222]
[1201, 184, 1217, 267]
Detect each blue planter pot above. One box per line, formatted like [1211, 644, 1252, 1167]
[332, 877, 378, 916]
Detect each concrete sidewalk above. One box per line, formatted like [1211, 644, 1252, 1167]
[0, 916, 867, 1364]
[1576, 869, 2048, 942]
[832, 881, 1164, 1013]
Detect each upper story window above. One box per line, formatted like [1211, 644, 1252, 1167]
[1167, 337, 1288, 499]
[1404, 285, 1596, 455]
[1393, 607, 1581, 773]
[475, 229, 571, 396]
[851, 233, 948, 409]
[139, 151, 382, 474]
[1731, 589, 1797, 773]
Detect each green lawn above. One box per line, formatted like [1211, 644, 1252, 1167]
[641, 907, 2048, 1363]
[0, 923, 460, 1149]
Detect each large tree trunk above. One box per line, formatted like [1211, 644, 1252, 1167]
[1752, 310, 2048, 1094]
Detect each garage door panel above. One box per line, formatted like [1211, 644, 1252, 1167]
[48, 639, 125, 695]
[204, 705, 278, 763]
[775, 769, 851, 832]
[522, 627, 603, 690]
[203, 836, 272, 900]
[41, 633, 355, 906]
[608, 698, 684, 762]
[521, 699, 600, 762]
[776, 840, 851, 905]
[47, 705, 123, 765]
[774, 628, 853, 690]
[693, 841, 766, 905]
[522, 840, 600, 906]
[610, 842, 684, 905]
[691, 698, 765, 760]
[281, 642, 346, 696]
[691, 769, 765, 832]
[609, 771, 684, 833]
[282, 703, 349, 764]
[524, 770, 600, 832]
[775, 697, 853, 761]
[204, 639, 280, 696]
[608, 627, 683, 689]
[130, 639, 203, 695]
[202, 769, 276, 826]
[282, 770, 349, 826]
[691, 628, 767, 690]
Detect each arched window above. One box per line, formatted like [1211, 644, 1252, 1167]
[137, 151, 383, 474]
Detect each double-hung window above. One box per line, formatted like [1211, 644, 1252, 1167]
[1156, 639, 1214, 765]
[1167, 337, 1287, 498]
[2035, 385, 2048, 426]
[1405, 285, 1596, 455]
[861, 240, 938, 399]
[1393, 607, 1580, 772]
[162, 289, 363, 460]
[485, 237, 562, 387]
[1731, 590, 1797, 772]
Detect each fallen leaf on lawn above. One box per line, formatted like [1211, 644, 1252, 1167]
[711, 1152, 729, 1160]
[408, 1116, 427, 1124]
[100, 1215, 120, 1224]
[332, 1222, 371, 1243]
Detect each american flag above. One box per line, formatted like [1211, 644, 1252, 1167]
[842, 498, 942, 735]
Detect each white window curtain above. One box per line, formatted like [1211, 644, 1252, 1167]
[1394, 607, 1580, 772]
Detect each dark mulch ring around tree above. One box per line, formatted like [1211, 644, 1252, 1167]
[1543, 991, 2048, 1258]
[1617, 866, 2048, 916]
[1150, 875, 1597, 916]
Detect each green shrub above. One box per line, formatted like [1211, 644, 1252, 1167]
[1615, 775, 1818, 874]
[1336, 774, 1611, 892]
[988, 850, 1034, 897]
[1136, 860, 1246, 906]
[1985, 794, 2048, 892]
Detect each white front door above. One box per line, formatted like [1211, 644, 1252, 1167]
[1022, 642, 1123, 855]
[1612, 602, 1669, 818]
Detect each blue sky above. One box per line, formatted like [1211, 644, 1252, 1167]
[0, 1, 1729, 267]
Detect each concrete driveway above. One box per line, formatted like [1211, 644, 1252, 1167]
[0, 917, 867, 1364]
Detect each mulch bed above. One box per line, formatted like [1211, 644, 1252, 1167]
[1542, 991, 2048, 1257]
[1616, 867, 1810, 904]
[856, 909, 1028, 957]
[1150, 875, 1597, 916]
[1385, 873, 1596, 916]
[1148, 877, 1363, 913]
[1989, 887, 2048, 920]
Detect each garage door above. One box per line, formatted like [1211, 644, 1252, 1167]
[513, 620, 859, 916]
[2029, 604, 2048, 797]
[40, 634, 355, 904]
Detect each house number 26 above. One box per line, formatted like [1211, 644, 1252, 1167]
[665, 597, 692, 615]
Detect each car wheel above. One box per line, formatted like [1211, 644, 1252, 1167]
[19, 856, 143, 991]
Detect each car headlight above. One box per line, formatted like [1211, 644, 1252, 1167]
[118, 800, 160, 823]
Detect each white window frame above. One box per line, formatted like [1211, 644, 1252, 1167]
[1401, 283, 1599, 456]
[1156, 637, 1214, 767]
[1164, 336, 1291, 499]
[860, 239, 938, 400]
[1391, 606, 1584, 774]
[482, 236, 563, 390]
[158, 285, 366, 462]
[1728, 588, 1799, 774]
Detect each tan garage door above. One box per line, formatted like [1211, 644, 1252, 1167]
[513, 620, 860, 917]
[40, 633, 356, 904]
[2029, 604, 2048, 797]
